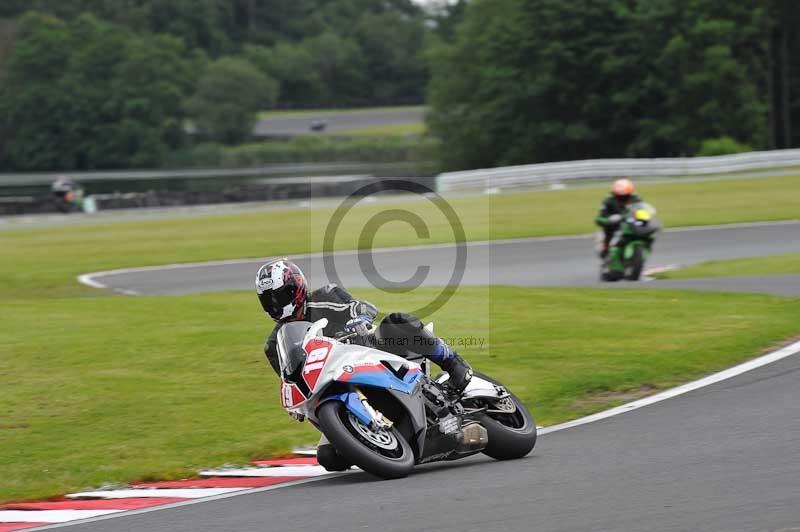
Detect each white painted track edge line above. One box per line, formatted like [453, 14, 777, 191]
[13, 338, 800, 530]
[76, 219, 800, 290]
[19, 474, 350, 531]
[76, 274, 106, 290]
[539, 338, 800, 435]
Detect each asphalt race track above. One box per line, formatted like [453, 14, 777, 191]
[88, 221, 800, 297]
[64, 221, 800, 532]
[254, 107, 425, 137]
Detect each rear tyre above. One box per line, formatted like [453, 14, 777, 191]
[627, 245, 644, 281]
[317, 400, 414, 479]
[472, 372, 537, 460]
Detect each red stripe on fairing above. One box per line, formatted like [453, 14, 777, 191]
[252, 457, 318, 466]
[133, 477, 300, 489]
[0, 525, 49, 532]
[1, 498, 184, 511]
[338, 364, 387, 382]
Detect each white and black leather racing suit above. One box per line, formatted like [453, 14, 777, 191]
[263, 283, 473, 471]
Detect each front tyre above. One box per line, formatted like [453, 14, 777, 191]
[317, 400, 414, 479]
[472, 372, 537, 460]
[626, 244, 644, 281]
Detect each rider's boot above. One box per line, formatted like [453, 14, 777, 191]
[429, 340, 473, 395]
[316, 435, 351, 472]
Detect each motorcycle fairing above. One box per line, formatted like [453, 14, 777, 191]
[280, 379, 307, 408]
[623, 240, 646, 260]
[336, 363, 423, 394]
[437, 373, 510, 401]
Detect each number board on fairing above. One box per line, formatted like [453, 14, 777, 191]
[302, 338, 332, 390]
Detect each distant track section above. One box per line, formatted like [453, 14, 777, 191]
[79, 221, 800, 297]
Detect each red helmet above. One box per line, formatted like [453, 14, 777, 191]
[255, 259, 307, 322]
[612, 179, 634, 203]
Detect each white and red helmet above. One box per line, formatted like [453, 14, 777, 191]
[255, 259, 308, 322]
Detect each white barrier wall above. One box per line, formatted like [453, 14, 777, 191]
[436, 149, 800, 192]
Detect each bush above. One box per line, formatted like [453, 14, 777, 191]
[166, 136, 440, 168]
[163, 142, 224, 167]
[696, 136, 753, 157]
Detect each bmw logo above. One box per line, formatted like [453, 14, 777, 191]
[342, 365, 354, 373]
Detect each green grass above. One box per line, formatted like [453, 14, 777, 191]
[258, 105, 426, 120]
[656, 252, 800, 279]
[3, 286, 799, 503]
[2, 173, 800, 502]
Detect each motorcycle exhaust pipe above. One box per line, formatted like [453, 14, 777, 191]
[453, 422, 488, 454]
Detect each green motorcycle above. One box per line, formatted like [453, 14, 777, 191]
[601, 202, 660, 282]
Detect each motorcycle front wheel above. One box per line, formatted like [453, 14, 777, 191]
[317, 400, 414, 479]
[626, 244, 645, 280]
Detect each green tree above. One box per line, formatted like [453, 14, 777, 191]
[429, 0, 642, 169]
[355, 10, 427, 104]
[428, 0, 773, 170]
[303, 32, 368, 107]
[628, 0, 768, 156]
[147, 0, 233, 55]
[0, 12, 194, 170]
[99, 34, 198, 167]
[186, 57, 278, 144]
[244, 43, 323, 107]
[0, 12, 78, 169]
[767, 0, 800, 148]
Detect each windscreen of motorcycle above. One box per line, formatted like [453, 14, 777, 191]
[277, 321, 314, 379]
[628, 201, 661, 235]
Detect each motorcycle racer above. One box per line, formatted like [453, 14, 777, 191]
[255, 258, 474, 471]
[595, 178, 642, 257]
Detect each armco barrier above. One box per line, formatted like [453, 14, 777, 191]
[436, 149, 800, 192]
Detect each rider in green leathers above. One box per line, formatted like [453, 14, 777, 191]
[595, 179, 642, 258]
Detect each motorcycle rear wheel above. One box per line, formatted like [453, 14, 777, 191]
[472, 372, 537, 460]
[317, 400, 414, 479]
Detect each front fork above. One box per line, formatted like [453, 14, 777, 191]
[355, 388, 393, 430]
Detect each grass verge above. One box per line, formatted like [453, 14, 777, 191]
[3, 286, 799, 503]
[655, 253, 800, 279]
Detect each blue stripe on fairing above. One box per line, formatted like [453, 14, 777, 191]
[340, 368, 422, 394]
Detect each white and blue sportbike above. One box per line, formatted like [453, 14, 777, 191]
[277, 319, 537, 479]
